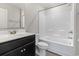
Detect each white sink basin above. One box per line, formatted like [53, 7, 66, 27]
[0, 32, 34, 43]
[0, 35, 9, 38]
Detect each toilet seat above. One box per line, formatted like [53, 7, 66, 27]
[37, 42, 48, 49]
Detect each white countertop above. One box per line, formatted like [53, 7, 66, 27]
[0, 32, 35, 43]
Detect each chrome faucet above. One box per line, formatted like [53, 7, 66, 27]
[9, 30, 16, 34]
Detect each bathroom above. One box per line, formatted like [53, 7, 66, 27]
[0, 3, 79, 56]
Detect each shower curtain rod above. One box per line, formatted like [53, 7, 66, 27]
[38, 3, 68, 12]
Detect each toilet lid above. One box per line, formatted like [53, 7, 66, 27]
[37, 42, 48, 47]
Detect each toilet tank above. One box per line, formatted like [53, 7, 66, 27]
[36, 34, 39, 45]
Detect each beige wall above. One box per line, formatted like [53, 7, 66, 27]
[24, 4, 44, 33]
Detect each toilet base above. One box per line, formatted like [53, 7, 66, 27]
[39, 48, 46, 56]
[36, 45, 47, 56]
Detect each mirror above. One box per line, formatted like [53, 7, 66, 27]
[0, 8, 7, 29]
[0, 4, 25, 30]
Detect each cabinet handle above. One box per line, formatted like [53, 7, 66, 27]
[23, 48, 26, 51]
[21, 50, 24, 52]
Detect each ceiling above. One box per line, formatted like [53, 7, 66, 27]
[34, 3, 64, 8]
[9, 3, 64, 9]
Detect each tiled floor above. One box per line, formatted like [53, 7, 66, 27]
[46, 50, 61, 56]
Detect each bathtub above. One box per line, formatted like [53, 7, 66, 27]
[39, 36, 74, 56]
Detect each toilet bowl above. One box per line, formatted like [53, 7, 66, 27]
[36, 34, 48, 56]
[37, 42, 48, 56]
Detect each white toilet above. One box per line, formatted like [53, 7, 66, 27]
[36, 34, 48, 56]
[37, 42, 48, 56]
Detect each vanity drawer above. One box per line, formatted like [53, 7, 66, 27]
[0, 35, 35, 55]
[3, 41, 35, 56]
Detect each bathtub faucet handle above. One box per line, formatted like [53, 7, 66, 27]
[68, 37, 72, 39]
[68, 31, 73, 34]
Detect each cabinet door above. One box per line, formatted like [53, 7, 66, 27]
[22, 41, 35, 56]
[2, 47, 22, 56]
[3, 41, 35, 56]
[0, 35, 35, 55]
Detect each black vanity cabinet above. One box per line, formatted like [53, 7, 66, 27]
[0, 35, 35, 56]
